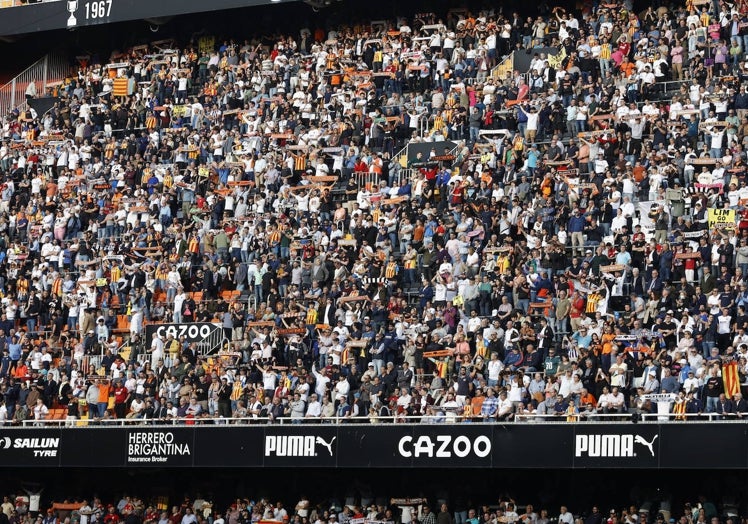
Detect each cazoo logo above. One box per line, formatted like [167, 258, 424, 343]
[0, 436, 59, 457]
[264, 435, 336, 457]
[398, 435, 492, 458]
[575, 434, 658, 458]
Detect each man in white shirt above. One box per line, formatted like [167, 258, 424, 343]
[609, 354, 628, 388]
[558, 507, 574, 524]
[305, 394, 322, 418]
[497, 391, 514, 420]
[79, 502, 93, 524]
[683, 370, 700, 394]
[150, 334, 165, 368]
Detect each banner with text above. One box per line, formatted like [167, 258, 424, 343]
[0, 424, 745, 469]
[708, 208, 737, 229]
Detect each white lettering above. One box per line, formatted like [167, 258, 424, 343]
[127, 443, 191, 457]
[397, 435, 493, 458]
[473, 436, 491, 458]
[13, 438, 59, 449]
[435, 435, 450, 457]
[575, 434, 639, 458]
[264, 435, 318, 457]
[156, 324, 213, 341]
[32, 450, 57, 457]
[126, 432, 191, 463]
[128, 432, 174, 444]
[452, 436, 471, 458]
[398, 436, 412, 458]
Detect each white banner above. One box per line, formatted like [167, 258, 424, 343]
[643, 393, 677, 403]
[638, 201, 656, 230]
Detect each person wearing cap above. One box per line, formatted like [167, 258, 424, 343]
[643, 368, 660, 394]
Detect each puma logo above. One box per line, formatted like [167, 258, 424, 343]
[315, 436, 336, 456]
[634, 435, 658, 457]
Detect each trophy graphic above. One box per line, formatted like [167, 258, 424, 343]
[67, 0, 79, 28]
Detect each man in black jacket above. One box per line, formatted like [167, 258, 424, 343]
[381, 362, 397, 397]
[733, 392, 748, 415]
[25, 290, 41, 334]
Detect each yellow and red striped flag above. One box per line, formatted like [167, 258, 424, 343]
[112, 77, 128, 97]
[723, 360, 740, 398]
[435, 359, 449, 379]
[672, 399, 686, 421]
[341, 346, 350, 365]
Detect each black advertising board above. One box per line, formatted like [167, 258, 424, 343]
[262, 426, 339, 468]
[0, 428, 62, 467]
[337, 425, 413, 468]
[570, 425, 660, 469]
[657, 424, 748, 469]
[60, 429, 124, 467]
[0, 0, 293, 37]
[1, 423, 747, 469]
[494, 424, 574, 469]
[193, 427, 263, 467]
[124, 427, 195, 466]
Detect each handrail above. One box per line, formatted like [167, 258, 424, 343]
[490, 52, 514, 81]
[394, 143, 409, 168]
[16, 410, 739, 427]
[417, 113, 430, 139]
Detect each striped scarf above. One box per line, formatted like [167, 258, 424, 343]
[51, 277, 63, 298]
[188, 238, 200, 253]
[672, 399, 686, 421]
[294, 153, 307, 172]
[586, 293, 601, 314]
[385, 262, 398, 279]
[600, 43, 612, 60]
[435, 359, 449, 379]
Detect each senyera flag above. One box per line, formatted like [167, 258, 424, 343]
[723, 360, 740, 398]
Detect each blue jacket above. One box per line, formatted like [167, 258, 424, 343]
[568, 215, 586, 233]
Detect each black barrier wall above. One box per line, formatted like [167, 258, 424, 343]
[0, 424, 744, 469]
[0, 0, 286, 36]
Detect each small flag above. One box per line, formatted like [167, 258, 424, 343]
[112, 77, 128, 97]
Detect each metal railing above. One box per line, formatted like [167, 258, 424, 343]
[390, 167, 415, 186]
[16, 410, 742, 427]
[394, 143, 409, 168]
[354, 171, 379, 190]
[0, 51, 71, 117]
[417, 113, 430, 139]
[491, 52, 514, 81]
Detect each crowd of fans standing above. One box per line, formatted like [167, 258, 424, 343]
[0, 493, 733, 524]
[3, 0, 748, 424]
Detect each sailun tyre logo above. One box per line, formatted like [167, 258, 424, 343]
[0, 436, 59, 457]
[575, 434, 658, 458]
[127, 431, 192, 463]
[264, 435, 337, 457]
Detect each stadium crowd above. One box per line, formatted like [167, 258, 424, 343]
[0, 493, 733, 524]
[4, 0, 748, 424]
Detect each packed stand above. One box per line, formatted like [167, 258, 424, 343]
[0, 493, 735, 524]
[3, 0, 748, 425]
